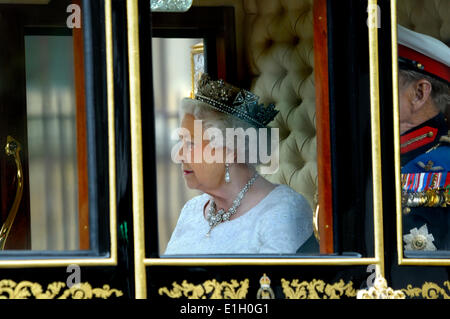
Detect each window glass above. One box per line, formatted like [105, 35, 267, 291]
[396, 0, 450, 257]
[25, 35, 79, 250]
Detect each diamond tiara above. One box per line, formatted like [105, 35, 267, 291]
[194, 74, 279, 128]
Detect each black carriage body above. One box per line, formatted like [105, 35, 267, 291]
[0, 0, 447, 303]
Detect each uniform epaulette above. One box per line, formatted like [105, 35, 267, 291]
[400, 126, 438, 154]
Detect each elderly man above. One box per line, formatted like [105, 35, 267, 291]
[398, 26, 450, 252]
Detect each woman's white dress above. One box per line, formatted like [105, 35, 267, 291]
[164, 184, 313, 255]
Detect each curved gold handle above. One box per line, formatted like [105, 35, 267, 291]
[313, 204, 320, 242]
[0, 136, 24, 250]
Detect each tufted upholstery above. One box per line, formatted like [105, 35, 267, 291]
[397, 0, 450, 44]
[243, 0, 317, 209]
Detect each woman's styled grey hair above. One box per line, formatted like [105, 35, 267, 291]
[179, 97, 274, 166]
[399, 69, 450, 113]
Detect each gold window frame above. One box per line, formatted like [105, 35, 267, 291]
[129, 0, 386, 299]
[0, 0, 118, 268]
[391, 0, 450, 266]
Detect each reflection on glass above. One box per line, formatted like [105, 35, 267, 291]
[25, 35, 79, 250]
[152, 38, 203, 254]
[396, 24, 450, 254]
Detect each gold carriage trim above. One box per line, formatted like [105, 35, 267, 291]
[158, 279, 249, 299]
[281, 278, 357, 299]
[0, 280, 123, 299]
[357, 276, 405, 299]
[402, 281, 450, 299]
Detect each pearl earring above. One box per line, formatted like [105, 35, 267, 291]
[225, 163, 231, 183]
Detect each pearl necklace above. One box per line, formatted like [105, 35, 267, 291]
[206, 172, 259, 237]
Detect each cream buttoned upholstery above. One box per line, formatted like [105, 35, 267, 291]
[244, 0, 317, 209]
[398, 0, 450, 43]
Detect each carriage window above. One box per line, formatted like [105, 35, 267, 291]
[150, 5, 325, 256]
[146, 3, 379, 258]
[396, 1, 450, 258]
[0, 1, 98, 252]
[153, 36, 319, 256]
[25, 34, 80, 250]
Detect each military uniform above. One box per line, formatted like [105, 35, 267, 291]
[400, 113, 450, 251]
[397, 26, 450, 253]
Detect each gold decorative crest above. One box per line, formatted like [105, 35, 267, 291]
[357, 276, 405, 299]
[158, 279, 249, 299]
[256, 273, 275, 299]
[281, 278, 357, 299]
[402, 281, 450, 299]
[0, 280, 123, 299]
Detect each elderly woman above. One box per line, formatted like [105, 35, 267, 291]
[164, 74, 313, 254]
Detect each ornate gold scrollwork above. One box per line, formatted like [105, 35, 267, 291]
[281, 278, 357, 299]
[158, 277, 450, 299]
[401, 281, 450, 299]
[0, 280, 123, 299]
[158, 279, 249, 299]
[356, 276, 405, 299]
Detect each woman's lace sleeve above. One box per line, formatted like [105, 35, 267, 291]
[164, 194, 206, 253]
[256, 192, 313, 254]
